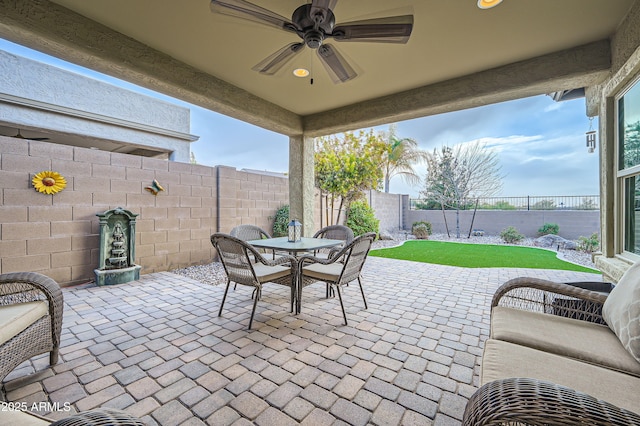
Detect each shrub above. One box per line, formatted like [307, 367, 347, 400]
[500, 226, 524, 244]
[538, 223, 559, 236]
[271, 205, 289, 237]
[412, 224, 431, 239]
[346, 200, 379, 237]
[577, 232, 600, 253]
[412, 221, 432, 239]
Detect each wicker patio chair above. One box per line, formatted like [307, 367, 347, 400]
[297, 232, 375, 324]
[1, 402, 145, 425]
[492, 276, 611, 323]
[230, 224, 281, 260]
[0, 272, 63, 384]
[467, 277, 640, 425]
[211, 233, 296, 329]
[311, 225, 354, 259]
[230, 224, 271, 241]
[462, 377, 640, 425]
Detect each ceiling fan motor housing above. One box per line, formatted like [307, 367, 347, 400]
[292, 4, 335, 49]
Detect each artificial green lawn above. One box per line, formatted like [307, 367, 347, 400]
[369, 240, 599, 273]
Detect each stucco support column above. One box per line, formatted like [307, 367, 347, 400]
[289, 134, 315, 236]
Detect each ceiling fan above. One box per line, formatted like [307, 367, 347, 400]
[11, 129, 49, 141]
[210, 0, 413, 83]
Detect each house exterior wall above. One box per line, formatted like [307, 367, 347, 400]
[0, 49, 195, 162]
[592, 0, 640, 282]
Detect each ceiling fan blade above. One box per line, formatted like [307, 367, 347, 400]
[210, 0, 295, 32]
[310, 0, 338, 21]
[252, 43, 305, 75]
[331, 15, 413, 43]
[316, 44, 356, 84]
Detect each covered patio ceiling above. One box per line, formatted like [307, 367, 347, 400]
[0, 0, 635, 137]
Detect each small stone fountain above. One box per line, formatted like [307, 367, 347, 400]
[94, 207, 141, 286]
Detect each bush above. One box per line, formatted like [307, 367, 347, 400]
[577, 232, 600, 253]
[271, 205, 289, 237]
[538, 223, 559, 236]
[500, 226, 524, 244]
[412, 224, 431, 239]
[412, 221, 432, 239]
[346, 200, 379, 237]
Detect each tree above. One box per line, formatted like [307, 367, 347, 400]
[381, 124, 428, 193]
[421, 141, 503, 237]
[315, 130, 386, 225]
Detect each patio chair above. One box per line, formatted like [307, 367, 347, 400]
[210, 233, 296, 329]
[0, 272, 63, 384]
[1, 402, 145, 425]
[297, 232, 376, 325]
[230, 224, 271, 241]
[311, 225, 354, 259]
[230, 224, 281, 260]
[463, 377, 640, 425]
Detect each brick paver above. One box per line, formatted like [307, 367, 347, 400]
[2, 258, 600, 424]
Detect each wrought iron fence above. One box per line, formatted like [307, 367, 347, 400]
[409, 195, 600, 211]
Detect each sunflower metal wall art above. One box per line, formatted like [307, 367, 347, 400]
[32, 170, 67, 195]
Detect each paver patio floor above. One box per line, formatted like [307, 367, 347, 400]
[2, 257, 601, 425]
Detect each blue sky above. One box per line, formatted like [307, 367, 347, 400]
[1, 38, 599, 198]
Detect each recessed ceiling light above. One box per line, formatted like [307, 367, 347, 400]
[293, 68, 310, 77]
[478, 0, 503, 9]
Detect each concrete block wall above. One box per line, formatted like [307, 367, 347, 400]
[367, 190, 403, 233]
[405, 209, 600, 240]
[216, 166, 289, 234]
[0, 137, 294, 287]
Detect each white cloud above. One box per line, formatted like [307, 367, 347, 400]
[544, 102, 563, 113]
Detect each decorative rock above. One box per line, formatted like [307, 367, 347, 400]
[534, 234, 577, 250]
[378, 232, 394, 241]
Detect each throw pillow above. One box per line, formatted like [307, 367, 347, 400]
[603, 260, 640, 363]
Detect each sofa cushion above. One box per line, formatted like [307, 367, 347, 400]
[603, 260, 640, 363]
[0, 301, 49, 345]
[491, 306, 640, 376]
[481, 339, 640, 414]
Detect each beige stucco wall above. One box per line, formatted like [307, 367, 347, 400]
[0, 136, 289, 286]
[592, 0, 640, 282]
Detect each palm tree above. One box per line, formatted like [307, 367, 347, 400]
[382, 124, 428, 193]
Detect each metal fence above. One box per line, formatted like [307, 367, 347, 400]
[409, 195, 600, 211]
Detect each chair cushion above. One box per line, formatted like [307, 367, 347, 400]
[481, 339, 640, 414]
[253, 263, 290, 283]
[0, 301, 49, 345]
[603, 260, 640, 363]
[302, 262, 344, 282]
[491, 306, 640, 376]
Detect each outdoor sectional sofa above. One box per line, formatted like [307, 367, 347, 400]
[463, 267, 640, 425]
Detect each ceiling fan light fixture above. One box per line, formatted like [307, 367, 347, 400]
[293, 68, 310, 77]
[477, 0, 503, 9]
